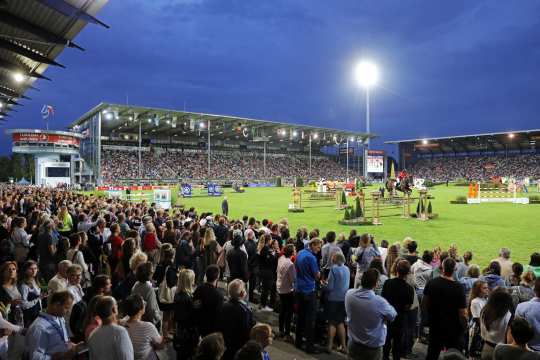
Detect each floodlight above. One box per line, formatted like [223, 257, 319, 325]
[355, 60, 379, 88]
[147, 119, 152, 123]
[292, 130, 298, 137]
[0, 102, 3, 108]
[199, 122, 205, 129]
[104, 112, 113, 120]
[12, 72, 25, 83]
[422, 139, 428, 145]
[508, 133, 515, 139]
[350, 137, 355, 142]
[313, 133, 318, 139]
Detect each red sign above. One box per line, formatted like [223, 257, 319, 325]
[367, 150, 385, 155]
[12, 133, 80, 146]
[96, 185, 168, 191]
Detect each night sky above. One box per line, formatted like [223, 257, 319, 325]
[3, 0, 540, 156]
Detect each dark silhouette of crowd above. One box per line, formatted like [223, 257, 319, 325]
[0, 184, 539, 360]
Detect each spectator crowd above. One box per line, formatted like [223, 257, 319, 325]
[101, 148, 351, 183]
[0, 184, 539, 360]
[410, 154, 540, 182]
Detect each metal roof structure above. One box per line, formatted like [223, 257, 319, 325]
[70, 102, 375, 145]
[386, 129, 540, 153]
[0, 0, 109, 121]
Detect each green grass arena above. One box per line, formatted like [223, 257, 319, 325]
[175, 185, 539, 268]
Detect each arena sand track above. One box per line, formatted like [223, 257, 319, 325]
[177, 184, 539, 267]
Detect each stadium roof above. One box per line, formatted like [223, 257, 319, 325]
[385, 129, 540, 153]
[0, 0, 109, 122]
[70, 102, 375, 145]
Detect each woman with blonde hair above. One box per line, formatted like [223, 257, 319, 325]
[200, 227, 220, 279]
[174, 269, 198, 360]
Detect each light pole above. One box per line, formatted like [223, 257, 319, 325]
[355, 60, 379, 179]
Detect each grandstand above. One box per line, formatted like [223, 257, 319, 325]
[386, 129, 540, 182]
[69, 103, 375, 185]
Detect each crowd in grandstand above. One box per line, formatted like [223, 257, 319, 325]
[0, 185, 539, 360]
[411, 154, 540, 182]
[101, 148, 352, 183]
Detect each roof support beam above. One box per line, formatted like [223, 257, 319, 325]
[0, 58, 51, 80]
[0, 10, 84, 51]
[0, 38, 65, 68]
[0, 84, 30, 99]
[37, 0, 110, 28]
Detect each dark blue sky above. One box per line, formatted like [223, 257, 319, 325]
[3, 0, 540, 155]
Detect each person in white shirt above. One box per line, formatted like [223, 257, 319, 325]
[491, 248, 514, 280]
[66, 233, 90, 289]
[48, 260, 72, 295]
[123, 294, 165, 360]
[88, 296, 134, 360]
[480, 288, 514, 360]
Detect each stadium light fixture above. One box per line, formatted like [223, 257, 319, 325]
[292, 130, 298, 137]
[313, 133, 318, 139]
[508, 133, 515, 139]
[12, 72, 25, 83]
[104, 112, 113, 120]
[147, 118, 152, 123]
[355, 61, 379, 89]
[350, 137, 355, 142]
[199, 122, 205, 129]
[0, 102, 3, 108]
[422, 139, 428, 145]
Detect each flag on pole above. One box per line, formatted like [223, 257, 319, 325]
[390, 161, 396, 179]
[41, 104, 54, 119]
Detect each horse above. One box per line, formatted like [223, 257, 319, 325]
[385, 176, 413, 196]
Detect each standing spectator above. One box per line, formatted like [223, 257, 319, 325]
[321, 231, 341, 279]
[217, 279, 255, 360]
[480, 288, 514, 360]
[193, 265, 224, 337]
[66, 233, 90, 289]
[515, 277, 540, 351]
[131, 262, 161, 327]
[221, 197, 229, 217]
[142, 223, 160, 264]
[460, 265, 481, 299]
[481, 261, 507, 290]
[492, 248, 514, 279]
[48, 260, 72, 295]
[37, 219, 57, 282]
[507, 263, 524, 287]
[57, 206, 73, 238]
[227, 233, 249, 283]
[294, 238, 322, 354]
[10, 217, 30, 264]
[323, 252, 350, 354]
[258, 234, 276, 311]
[493, 318, 540, 360]
[382, 259, 414, 360]
[175, 232, 194, 270]
[369, 258, 388, 296]
[353, 234, 381, 288]
[108, 223, 124, 271]
[0, 261, 22, 326]
[25, 291, 84, 359]
[403, 240, 419, 266]
[174, 269, 199, 360]
[118, 213, 130, 239]
[154, 244, 177, 338]
[345, 268, 397, 360]
[525, 253, 540, 278]
[88, 296, 134, 360]
[244, 229, 259, 303]
[468, 280, 488, 358]
[509, 271, 535, 307]
[200, 228, 220, 284]
[214, 217, 229, 247]
[276, 244, 296, 342]
[123, 294, 165, 360]
[19, 260, 42, 327]
[423, 258, 467, 360]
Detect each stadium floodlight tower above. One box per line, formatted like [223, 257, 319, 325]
[355, 60, 379, 178]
